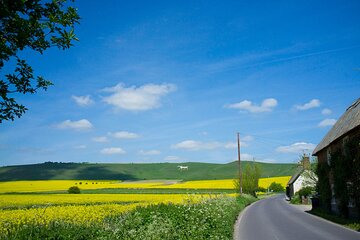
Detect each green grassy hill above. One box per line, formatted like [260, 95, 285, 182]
[0, 161, 298, 181]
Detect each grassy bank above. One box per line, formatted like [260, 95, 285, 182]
[309, 208, 360, 232]
[1, 195, 256, 240]
[0, 161, 297, 181]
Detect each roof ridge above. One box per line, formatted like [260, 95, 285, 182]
[313, 98, 360, 155]
[346, 98, 360, 111]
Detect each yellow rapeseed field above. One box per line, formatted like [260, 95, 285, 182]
[0, 203, 144, 233]
[0, 176, 291, 193]
[0, 193, 223, 233]
[0, 180, 169, 193]
[258, 176, 291, 189]
[0, 177, 290, 233]
[157, 176, 290, 189]
[0, 193, 217, 208]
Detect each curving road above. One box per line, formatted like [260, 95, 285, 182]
[234, 195, 360, 240]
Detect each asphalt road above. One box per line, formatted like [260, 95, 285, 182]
[234, 195, 360, 240]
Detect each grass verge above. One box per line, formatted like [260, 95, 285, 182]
[309, 208, 360, 232]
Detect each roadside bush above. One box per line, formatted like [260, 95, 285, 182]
[68, 186, 80, 194]
[290, 193, 301, 204]
[234, 163, 261, 197]
[269, 182, 284, 192]
[257, 186, 267, 192]
[298, 186, 314, 198]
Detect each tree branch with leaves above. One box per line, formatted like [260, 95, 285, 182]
[0, 0, 80, 122]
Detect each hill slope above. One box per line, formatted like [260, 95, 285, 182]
[0, 161, 297, 181]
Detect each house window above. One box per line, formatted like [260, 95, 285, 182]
[327, 148, 331, 166]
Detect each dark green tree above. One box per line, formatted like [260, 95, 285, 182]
[234, 163, 261, 197]
[268, 182, 284, 192]
[0, 0, 80, 122]
[68, 186, 80, 194]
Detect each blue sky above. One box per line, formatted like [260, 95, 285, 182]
[1, 0, 359, 166]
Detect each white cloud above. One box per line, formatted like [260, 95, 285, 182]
[172, 140, 222, 151]
[257, 158, 278, 163]
[173, 137, 253, 151]
[225, 98, 277, 113]
[57, 119, 93, 131]
[276, 142, 316, 153]
[110, 131, 139, 139]
[74, 145, 87, 149]
[242, 135, 254, 142]
[102, 83, 176, 111]
[224, 141, 248, 149]
[164, 156, 180, 161]
[224, 135, 253, 149]
[321, 108, 332, 115]
[224, 142, 237, 149]
[295, 99, 320, 111]
[72, 95, 94, 106]
[318, 118, 337, 127]
[139, 150, 161, 155]
[100, 147, 126, 155]
[92, 136, 108, 142]
[240, 153, 254, 160]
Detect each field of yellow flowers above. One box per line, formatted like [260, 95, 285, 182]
[0, 194, 214, 234]
[0, 176, 289, 239]
[0, 176, 290, 193]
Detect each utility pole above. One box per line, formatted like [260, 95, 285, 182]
[237, 132, 242, 195]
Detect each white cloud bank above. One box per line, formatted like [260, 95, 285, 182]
[100, 147, 126, 155]
[72, 95, 94, 106]
[295, 99, 320, 110]
[318, 118, 337, 127]
[110, 131, 139, 139]
[102, 83, 176, 111]
[57, 119, 93, 131]
[74, 145, 86, 149]
[240, 153, 254, 160]
[276, 142, 316, 153]
[224, 135, 254, 149]
[172, 140, 222, 151]
[92, 136, 108, 142]
[225, 98, 277, 113]
[321, 108, 332, 115]
[173, 136, 253, 151]
[139, 150, 161, 155]
[164, 156, 180, 161]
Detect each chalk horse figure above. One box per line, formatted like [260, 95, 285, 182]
[177, 165, 188, 171]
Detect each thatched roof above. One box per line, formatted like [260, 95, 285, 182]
[313, 98, 360, 155]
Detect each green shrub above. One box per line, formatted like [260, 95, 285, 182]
[234, 164, 261, 197]
[68, 186, 80, 194]
[290, 194, 301, 204]
[257, 186, 267, 192]
[298, 186, 314, 198]
[269, 182, 284, 192]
